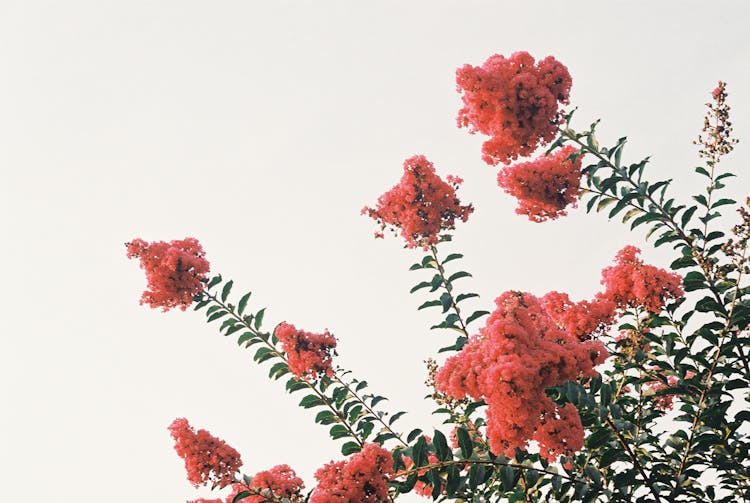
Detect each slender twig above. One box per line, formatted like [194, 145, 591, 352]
[429, 244, 469, 338]
[393, 458, 586, 486]
[203, 290, 365, 448]
[605, 417, 662, 502]
[330, 370, 408, 448]
[670, 245, 747, 500]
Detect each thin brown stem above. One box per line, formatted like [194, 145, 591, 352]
[429, 244, 470, 338]
[605, 417, 662, 502]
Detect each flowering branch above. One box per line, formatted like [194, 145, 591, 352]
[200, 287, 366, 450]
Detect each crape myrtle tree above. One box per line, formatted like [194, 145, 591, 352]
[126, 52, 750, 503]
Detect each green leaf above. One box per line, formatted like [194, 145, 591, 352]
[237, 332, 255, 347]
[455, 427, 472, 458]
[468, 464, 486, 490]
[443, 253, 464, 264]
[695, 166, 710, 177]
[192, 299, 210, 311]
[221, 280, 233, 302]
[315, 410, 337, 425]
[207, 274, 222, 290]
[207, 310, 228, 322]
[711, 198, 736, 209]
[389, 411, 407, 425]
[681, 205, 698, 227]
[268, 361, 289, 380]
[418, 300, 441, 310]
[410, 281, 431, 294]
[586, 428, 612, 449]
[412, 436, 428, 466]
[430, 273, 443, 292]
[466, 310, 490, 324]
[432, 429, 451, 461]
[370, 395, 388, 407]
[237, 292, 252, 316]
[440, 292, 453, 313]
[693, 194, 708, 207]
[456, 293, 479, 303]
[231, 491, 251, 503]
[341, 441, 361, 455]
[253, 346, 276, 364]
[500, 465, 516, 492]
[448, 271, 472, 283]
[329, 424, 350, 439]
[355, 380, 368, 392]
[684, 271, 707, 292]
[286, 378, 308, 393]
[407, 428, 423, 443]
[299, 394, 324, 408]
[254, 308, 265, 330]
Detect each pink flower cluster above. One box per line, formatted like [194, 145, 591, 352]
[541, 291, 616, 341]
[310, 443, 394, 503]
[599, 245, 684, 313]
[435, 291, 607, 460]
[126, 237, 210, 311]
[497, 146, 582, 222]
[362, 155, 473, 248]
[275, 322, 337, 381]
[191, 465, 304, 503]
[168, 418, 242, 489]
[456, 51, 572, 165]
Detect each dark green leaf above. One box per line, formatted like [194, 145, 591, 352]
[207, 275, 222, 290]
[412, 435, 428, 466]
[466, 310, 490, 324]
[220, 280, 233, 302]
[407, 428, 423, 443]
[389, 411, 407, 425]
[448, 271, 472, 283]
[231, 491, 251, 503]
[456, 293, 480, 303]
[432, 429, 451, 461]
[410, 281, 431, 294]
[711, 198, 736, 209]
[299, 394, 324, 409]
[254, 308, 265, 330]
[341, 441, 361, 455]
[500, 465, 516, 492]
[268, 361, 289, 380]
[315, 410, 337, 425]
[329, 424, 350, 439]
[443, 253, 464, 264]
[455, 427, 472, 458]
[207, 310, 228, 323]
[237, 292, 252, 316]
[440, 292, 453, 313]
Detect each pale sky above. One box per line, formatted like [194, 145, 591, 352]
[1, 1, 748, 501]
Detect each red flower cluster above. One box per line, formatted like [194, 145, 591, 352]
[456, 51, 572, 165]
[246, 464, 304, 502]
[310, 443, 394, 503]
[541, 291, 615, 341]
[435, 291, 607, 460]
[599, 246, 684, 313]
[497, 146, 583, 222]
[362, 155, 473, 248]
[168, 418, 242, 489]
[126, 237, 210, 311]
[275, 322, 337, 381]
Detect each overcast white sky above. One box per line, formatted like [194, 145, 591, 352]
[1, 1, 748, 501]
